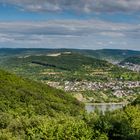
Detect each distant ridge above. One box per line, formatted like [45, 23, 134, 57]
[0, 48, 140, 61]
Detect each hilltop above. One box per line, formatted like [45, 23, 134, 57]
[8, 52, 111, 71]
[1, 52, 139, 81]
[78, 49, 140, 62]
[0, 48, 140, 62]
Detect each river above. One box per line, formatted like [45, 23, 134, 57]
[85, 103, 127, 113]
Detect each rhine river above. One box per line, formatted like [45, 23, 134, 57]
[85, 103, 127, 113]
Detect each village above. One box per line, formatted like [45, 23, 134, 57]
[46, 80, 140, 98]
[119, 63, 140, 72]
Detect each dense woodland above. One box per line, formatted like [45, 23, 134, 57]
[0, 48, 140, 61]
[0, 69, 140, 140]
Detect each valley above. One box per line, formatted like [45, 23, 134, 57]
[1, 1, 140, 139]
[0, 48, 140, 103]
[0, 48, 140, 140]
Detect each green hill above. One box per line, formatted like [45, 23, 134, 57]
[1, 48, 140, 62]
[7, 53, 111, 70]
[0, 69, 84, 116]
[2, 52, 139, 82]
[0, 69, 93, 139]
[0, 52, 113, 82]
[78, 49, 140, 61]
[0, 54, 140, 139]
[1, 52, 140, 103]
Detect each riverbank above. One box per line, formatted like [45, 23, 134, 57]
[85, 102, 128, 106]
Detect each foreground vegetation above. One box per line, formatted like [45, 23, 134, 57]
[1, 99, 140, 140]
[0, 69, 140, 139]
[0, 69, 84, 117]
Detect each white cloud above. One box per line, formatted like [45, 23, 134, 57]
[1, 0, 140, 13]
[100, 32, 125, 37]
[0, 20, 140, 50]
[0, 20, 139, 38]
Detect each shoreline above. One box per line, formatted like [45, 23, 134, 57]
[85, 102, 128, 105]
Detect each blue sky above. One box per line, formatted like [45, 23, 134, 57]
[0, 0, 140, 50]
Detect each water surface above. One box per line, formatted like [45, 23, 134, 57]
[85, 103, 126, 113]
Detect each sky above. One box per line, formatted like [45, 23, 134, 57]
[0, 0, 140, 50]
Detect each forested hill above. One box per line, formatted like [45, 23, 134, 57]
[0, 48, 140, 62]
[0, 69, 84, 116]
[78, 49, 140, 61]
[4, 53, 112, 71]
[120, 56, 140, 65]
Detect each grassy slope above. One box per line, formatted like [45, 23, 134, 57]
[0, 69, 84, 116]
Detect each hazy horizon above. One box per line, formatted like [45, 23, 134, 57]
[0, 47, 140, 52]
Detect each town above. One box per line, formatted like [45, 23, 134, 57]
[119, 63, 140, 72]
[46, 80, 140, 99]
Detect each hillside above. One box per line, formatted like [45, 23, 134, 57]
[0, 52, 140, 140]
[0, 70, 140, 139]
[1, 52, 139, 81]
[7, 52, 111, 70]
[0, 69, 84, 116]
[1, 52, 140, 103]
[1, 53, 113, 81]
[120, 56, 140, 65]
[1, 48, 140, 62]
[78, 49, 140, 62]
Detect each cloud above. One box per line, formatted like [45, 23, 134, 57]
[1, 0, 140, 13]
[0, 20, 139, 38]
[100, 32, 125, 37]
[0, 19, 140, 50]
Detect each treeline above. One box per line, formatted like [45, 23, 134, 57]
[32, 60, 69, 71]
